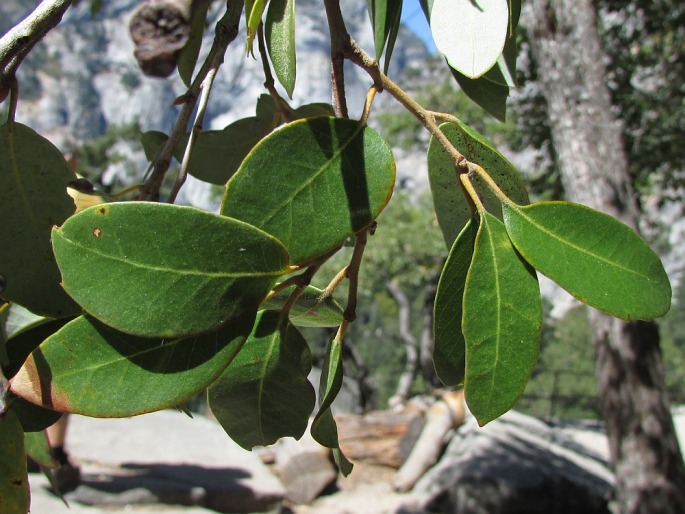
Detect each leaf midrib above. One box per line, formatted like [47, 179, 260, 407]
[58, 234, 285, 279]
[509, 204, 654, 282]
[257, 120, 365, 229]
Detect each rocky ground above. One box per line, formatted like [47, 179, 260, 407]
[28, 410, 414, 514]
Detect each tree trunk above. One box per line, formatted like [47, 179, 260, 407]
[387, 280, 418, 408]
[525, 1, 685, 512]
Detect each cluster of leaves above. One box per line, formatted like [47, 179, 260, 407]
[0, 0, 674, 509]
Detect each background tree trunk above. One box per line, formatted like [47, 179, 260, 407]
[525, 0, 685, 511]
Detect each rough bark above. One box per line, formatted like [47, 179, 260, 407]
[526, 1, 685, 512]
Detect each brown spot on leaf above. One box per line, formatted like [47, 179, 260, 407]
[9, 350, 74, 413]
[11, 478, 23, 486]
[97, 207, 107, 215]
[93, 227, 102, 238]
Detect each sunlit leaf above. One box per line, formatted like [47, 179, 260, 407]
[0, 410, 28, 514]
[263, 285, 344, 327]
[462, 212, 541, 425]
[427, 121, 528, 248]
[246, 0, 269, 53]
[208, 310, 315, 448]
[11, 314, 253, 416]
[483, 36, 517, 88]
[266, 0, 296, 97]
[433, 220, 477, 386]
[222, 117, 395, 265]
[310, 335, 353, 476]
[430, 0, 509, 78]
[503, 201, 672, 320]
[177, 0, 211, 86]
[52, 202, 289, 338]
[0, 123, 80, 317]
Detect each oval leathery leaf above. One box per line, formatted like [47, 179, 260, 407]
[0, 122, 80, 317]
[433, 220, 477, 386]
[503, 201, 672, 320]
[11, 313, 254, 417]
[222, 117, 395, 265]
[52, 202, 289, 338]
[208, 310, 316, 449]
[462, 212, 542, 426]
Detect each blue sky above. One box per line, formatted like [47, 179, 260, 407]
[401, 0, 436, 52]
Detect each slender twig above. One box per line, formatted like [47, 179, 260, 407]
[7, 78, 19, 122]
[323, 0, 349, 118]
[140, 0, 243, 201]
[279, 264, 321, 322]
[460, 173, 486, 212]
[257, 25, 295, 122]
[0, 0, 72, 103]
[342, 229, 369, 323]
[167, 65, 217, 203]
[471, 163, 512, 204]
[359, 86, 379, 126]
[322, 1, 477, 178]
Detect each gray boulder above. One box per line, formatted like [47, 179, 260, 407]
[408, 410, 615, 514]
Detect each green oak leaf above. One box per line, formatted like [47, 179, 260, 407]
[462, 212, 542, 426]
[310, 335, 353, 476]
[433, 220, 477, 386]
[9, 395, 62, 433]
[266, 0, 296, 97]
[246, 0, 268, 54]
[428, 121, 528, 248]
[4, 317, 73, 379]
[262, 285, 344, 327]
[0, 122, 80, 317]
[367, 0, 404, 73]
[11, 313, 253, 417]
[451, 66, 510, 122]
[503, 201, 672, 320]
[0, 409, 29, 514]
[222, 116, 395, 265]
[208, 310, 315, 449]
[52, 202, 289, 338]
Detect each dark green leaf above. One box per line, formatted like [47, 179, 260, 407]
[4, 317, 73, 379]
[208, 310, 315, 448]
[482, 35, 517, 88]
[503, 201, 672, 320]
[292, 103, 335, 119]
[310, 336, 353, 476]
[263, 285, 344, 327]
[11, 314, 253, 417]
[0, 122, 80, 317]
[177, 0, 211, 86]
[462, 212, 541, 425]
[451, 67, 509, 122]
[52, 202, 289, 338]
[222, 117, 395, 265]
[9, 395, 62, 433]
[367, 0, 404, 73]
[0, 409, 29, 514]
[433, 220, 477, 386]
[140, 130, 169, 162]
[266, 0, 296, 97]
[427, 121, 528, 247]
